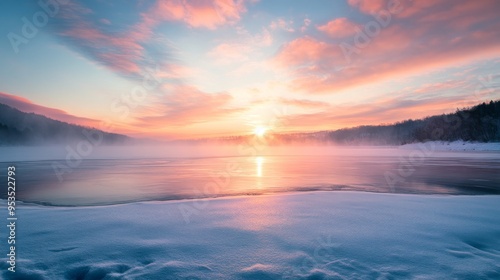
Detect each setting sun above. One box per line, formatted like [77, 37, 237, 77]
[2, 1, 500, 278]
[253, 126, 267, 137]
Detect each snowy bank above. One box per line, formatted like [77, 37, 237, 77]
[2, 192, 500, 279]
[401, 141, 500, 152]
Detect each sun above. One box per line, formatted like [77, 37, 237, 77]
[253, 126, 267, 137]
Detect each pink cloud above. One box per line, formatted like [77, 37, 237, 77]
[301, 18, 311, 32]
[418, 1, 500, 30]
[317, 18, 359, 38]
[55, 0, 249, 78]
[156, 64, 198, 80]
[270, 18, 295, 32]
[275, 36, 341, 68]
[348, 0, 388, 15]
[0, 92, 100, 127]
[57, 2, 145, 75]
[275, 0, 500, 94]
[207, 26, 272, 66]
[60, 24, 143, 74]
[148, 0, 247, 29]
[396, 0, 443, 18]
[275, 72, 496, 133]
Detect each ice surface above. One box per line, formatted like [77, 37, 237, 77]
[3, 148, 500, 206]
[2, 192, 500, 279]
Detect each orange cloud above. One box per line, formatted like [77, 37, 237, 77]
[133, 85, 244, 128]
[0, 92, 100, 128]
[277, 74, 497, 133]
[278, 98, 330, 109]
[279, 95, 481, 133]
[275, 36, 341, 69]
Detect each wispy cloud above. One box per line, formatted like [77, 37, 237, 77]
[133, 85, 244, 128]
[317, 18, 359, 38]
[280, 95, 481, 132]
[53, 1, 147, 76]
[278, 98, 330, 109]
[270, 18, 295, 32]
[50, 0, 249, 79]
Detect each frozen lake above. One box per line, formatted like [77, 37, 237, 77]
[1, 147, 499, 206]
[1, 146, 499, 279]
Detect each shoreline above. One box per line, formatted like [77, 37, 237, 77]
[5, 191, 500, 279]
[3, 188, 500, 208]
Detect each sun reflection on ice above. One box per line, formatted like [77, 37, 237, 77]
[256, 156, 264, 177]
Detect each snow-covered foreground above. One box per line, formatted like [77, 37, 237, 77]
[3, 192, 500, 279]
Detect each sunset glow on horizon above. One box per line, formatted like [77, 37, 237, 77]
[254, 126, 268, 137]
[1, 0, 499, 139]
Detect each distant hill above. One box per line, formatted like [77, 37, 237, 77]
[2, 100, 499, 146]
[210, 100, 500, 145]
[312, 101, 500, 145]
[322, 100, 500, 145]
[0, 103, 130, 145]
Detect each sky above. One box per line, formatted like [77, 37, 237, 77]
[0, 0, 499, 139]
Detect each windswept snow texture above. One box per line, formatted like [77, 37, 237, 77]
[3, 192, 500, 279]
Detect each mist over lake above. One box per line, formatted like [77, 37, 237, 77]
[2, 145, 499, 206]
[2, 0, 500, 278]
